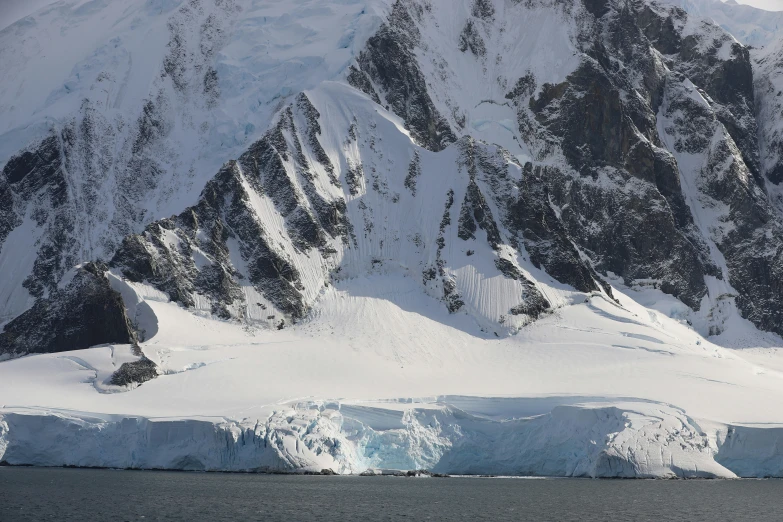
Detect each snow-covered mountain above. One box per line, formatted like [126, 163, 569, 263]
[666, 0, 783, 47]
[4, 0, 783, 477]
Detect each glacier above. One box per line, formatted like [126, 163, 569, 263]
[4, 274, 783, 477]
[2, 400, 781, 478]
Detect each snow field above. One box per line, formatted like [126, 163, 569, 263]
[4, 274, 783, 476]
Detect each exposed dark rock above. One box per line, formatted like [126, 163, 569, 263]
[506, 163, 601, 294]
[519, 4, 724, 309]
[204, 66, 220, 107]
[5, 0, 783, 342]
[0, 82, 178, 319]
[132, 99, 167, 156]
[355, 0, 455, 151]
[442, 277, 465, 313]
[456, 180, 502, 250]
[509, 290, 551, 320]
[296, 93, 338, 185]
[111, 160, 310, 321]
[636, 1, 761, 183]
[530, 61, 635, 175]
[456, 140, 502, 250]
[494, 258, 552, 320]
[110, 357, 158, 387]
[1, 135, 72, 301]
[0, 0, 237, 324]
[495, 258, 527, 281]
[0, 263, 135, 356]
[346, 65, 382, 105]
[272, 104, 355, 247]
[404, 151, 422, 195]
[459, 20, 486, 57]
[426, 188, 467, 313]
[471, 0, 495, 21]
[240, 117, 327, 253]
[549, 161, 714, 309]
[755, 43, 783, 185]
[635, 3, 683, 55]
[683, 43, 758, 176]
[1, 136, 64, 194]
[583, 0, 611, 18]
[505, 72, 537, 101]
[661, 74, 783, 336]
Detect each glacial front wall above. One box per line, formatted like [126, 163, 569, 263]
[2, 401, 781, 478]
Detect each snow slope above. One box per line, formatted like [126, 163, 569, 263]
[4, 273, 783, 477]
[0, 0, 385, 158]
[0, 0, 388, 323]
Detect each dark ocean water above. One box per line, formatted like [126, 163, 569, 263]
[1, 467, 782, 521]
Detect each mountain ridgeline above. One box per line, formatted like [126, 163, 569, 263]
[2, 0, 783, 355]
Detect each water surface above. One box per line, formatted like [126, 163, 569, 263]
[1, 467, 781, 521]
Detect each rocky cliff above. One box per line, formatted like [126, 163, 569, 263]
[3, 0, 783, 354]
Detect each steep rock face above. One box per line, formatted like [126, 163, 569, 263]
[1, 0, 601, 349]
[0, 101, 176, 308]
[110, 160, 311, 322]
[0, 136, 70, 317]
[109, 87, 563, 334]
[347, 0, 730, 312]
[0, 0, 240, 324]
[659, 75, 783, 335]
[507, 0, 719, 310]
[0, 263, 135, 356]
[638, 2, 783, 335]
[0, 137, 65, 247]
[755, 40, 783, 190]
[508, 163, 604, 296]
[4, 0, 783, 350]
[491, 0, 783, 332]
[109, 92, 359, 325]
[350, 1, 456, 152]
[637, 1, 760, 182]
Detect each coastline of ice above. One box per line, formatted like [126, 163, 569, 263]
[2, 398, 783, 478]
[3, 276, 783, 478]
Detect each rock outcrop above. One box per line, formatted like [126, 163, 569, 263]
[4, 0, 783, 350]
[0, 263, 135, 356]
